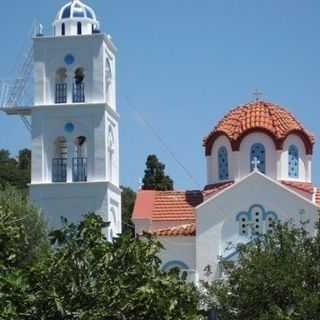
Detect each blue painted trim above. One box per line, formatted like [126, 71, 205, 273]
[162, 260, 189, 272]
[264, 211, 278, 220]
[249, 204, 266, 218]
[236, 211, 251, 221]
[222, 249, 239, 261]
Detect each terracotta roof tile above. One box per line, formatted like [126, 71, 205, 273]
[132, 190, 203, 222]
[203, 181, 234, 198]
[281, 181, 314, 195]
[314, 188, 320, 205]
[152, 223, 196, 236]
[204, 100, 315, 156]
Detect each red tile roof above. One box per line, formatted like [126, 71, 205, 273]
[314, 189, 320, 205]
[203, 181, 234, 198]
[152, 223, 196, 236]
[204, 100, 315, 156]
[281, 181, 314, 195]
[132, 190, 203, 222]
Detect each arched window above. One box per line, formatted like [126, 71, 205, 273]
[250, 205, 264, 235]
[52, 137, 67, 182]
[236, 205, 278, 236]
[218, 146, 229, 180]
[108, 128, 115, 181]
[61, 23, 65, 36]
[105, 58, 112, 102]
[73, 68, 85, 103]
[250, 143, 266, 174]
[265, 212, 278, 233]
[55, 68, 67, 104]
[162, 261, 189, 273]
[288, 145, 299, 178]
[236, 212, 250, 236]
[73, 136, 87, 182]
[77, 22, 82, 35]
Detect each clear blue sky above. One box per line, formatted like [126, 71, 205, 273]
[0, 0, 319, 191]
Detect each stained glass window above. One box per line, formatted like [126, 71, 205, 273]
[288, 145, 299, 178]
[250, 143, 266, 173]
[218, 146, 229, 180]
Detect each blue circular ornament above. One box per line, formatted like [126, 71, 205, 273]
[64, 122, 75, 133]
[64, 54, 75, 65]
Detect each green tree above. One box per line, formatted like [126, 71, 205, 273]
[28, 213, 200, 320]
[0, 186, 47, 319]
[18, 148, 31, 171]
[0, 149, 10, 162]
[142, 154, 174, 191]
[0, 148, 31, 190]
[204, 220, 320, 320]
[121, 185, 136, 234]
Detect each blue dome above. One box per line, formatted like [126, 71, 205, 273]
[56, 0, 97, 21]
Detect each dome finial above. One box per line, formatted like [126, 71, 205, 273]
[253, 89, 263, 101]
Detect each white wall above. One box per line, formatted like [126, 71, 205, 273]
[207, 135, 234, 185]
[33, 34, 116, 110]
[159, 236, 196, 281]
[31, 103, 119, 185]
[54, 19, 99, 37]
[207, 132, 278, 184]
[238, 132, 277, 180]
[196, 172, 319, 281]
[30, 181, 121, 236]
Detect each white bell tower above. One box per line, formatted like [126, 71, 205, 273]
[28, 0, 121, 238]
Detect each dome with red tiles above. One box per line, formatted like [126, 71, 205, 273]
[204, 100, 315, 156]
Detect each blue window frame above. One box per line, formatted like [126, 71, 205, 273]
[55, 83, 67, 104]
[250, 143, 266, 173]
[288, 145, 299, 178]
[218, 146, 229, 180]
[72, 157, 87, 182]
[162, 261, 189, 272]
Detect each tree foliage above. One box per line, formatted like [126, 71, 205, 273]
[27, 214, 200, 320]
[204, 221, 320, 320]
[121, 185, 136, 234]
[0, 148, 31, 190]
[0, 203, 201, 319]
[142, 154, 174, 191]
[0, 186, 47, 319]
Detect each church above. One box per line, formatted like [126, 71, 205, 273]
[2, 0, 320, 284]
[132, 99, 320, 281]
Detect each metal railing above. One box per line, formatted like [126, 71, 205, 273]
[55, 83, 67, 104]
[72, 157, 87, 182]
[52, 158, 67, 182]
[72, 83, 85, 103]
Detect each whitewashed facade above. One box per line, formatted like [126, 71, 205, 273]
[2, 0, 121, 239]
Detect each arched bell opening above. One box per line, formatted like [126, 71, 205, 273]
[52, 136, 67, 182]
[73, 68, 85, 103]
[73, 136, 87, 182]
[55, 68, 67, 104]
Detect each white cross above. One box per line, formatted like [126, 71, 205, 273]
[253, 89, 263, 101]
[251, 157, 260, 171]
